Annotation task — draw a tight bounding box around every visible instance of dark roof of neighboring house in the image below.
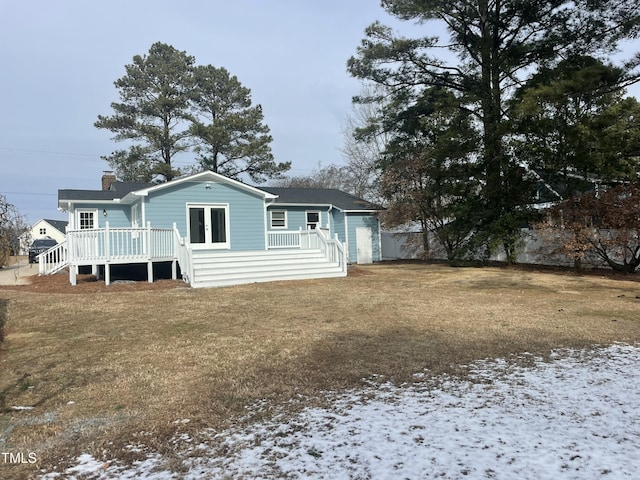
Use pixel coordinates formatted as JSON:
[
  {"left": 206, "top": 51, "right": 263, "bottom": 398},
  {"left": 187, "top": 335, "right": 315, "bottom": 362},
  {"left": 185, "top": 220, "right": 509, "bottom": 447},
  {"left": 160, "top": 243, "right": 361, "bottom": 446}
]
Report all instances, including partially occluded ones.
[
  {"left": 261, "top": 187, "right": 381, "bottom": 211},
  {"left": 43, "top": 219, "right": 68, "bottom": 232}
]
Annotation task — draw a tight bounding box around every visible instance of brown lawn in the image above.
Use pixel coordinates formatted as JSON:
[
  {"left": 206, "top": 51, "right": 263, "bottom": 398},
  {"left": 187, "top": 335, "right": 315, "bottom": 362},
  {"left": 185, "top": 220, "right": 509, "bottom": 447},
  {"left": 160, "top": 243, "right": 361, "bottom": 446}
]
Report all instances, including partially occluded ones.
[{"left": 0, "top": 262, "right": 639, "bottom": 478}]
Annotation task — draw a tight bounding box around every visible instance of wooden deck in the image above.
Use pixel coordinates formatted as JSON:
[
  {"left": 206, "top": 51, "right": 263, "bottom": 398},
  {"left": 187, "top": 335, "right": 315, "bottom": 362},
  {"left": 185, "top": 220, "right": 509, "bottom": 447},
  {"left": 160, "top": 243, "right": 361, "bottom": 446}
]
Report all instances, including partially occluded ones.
[{"left": 38, "top": 225, "right": 347, "bottom": 287}]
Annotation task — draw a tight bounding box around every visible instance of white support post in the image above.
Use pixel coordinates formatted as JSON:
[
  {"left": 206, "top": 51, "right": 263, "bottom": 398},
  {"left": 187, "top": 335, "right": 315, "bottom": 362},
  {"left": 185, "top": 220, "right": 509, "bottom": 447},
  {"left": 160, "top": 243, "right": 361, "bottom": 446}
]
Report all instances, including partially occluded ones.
[
  {"left": 105, "top": 264, "right": 111, "bottom": 286},
  {"left": 105, "top": 222, "right": 110, "bottom": 260},
  {"left": 146, "top": 221, "right": 152, "bottom": 257},
  {"left": 171, "top": 260, "right": 177, "bottom": 280},
  {"left": 70, "top": 265, "right": 77, "bottom": 286},
  {"left": 147, "top": 261, "right": 154, "bottom": 283}
]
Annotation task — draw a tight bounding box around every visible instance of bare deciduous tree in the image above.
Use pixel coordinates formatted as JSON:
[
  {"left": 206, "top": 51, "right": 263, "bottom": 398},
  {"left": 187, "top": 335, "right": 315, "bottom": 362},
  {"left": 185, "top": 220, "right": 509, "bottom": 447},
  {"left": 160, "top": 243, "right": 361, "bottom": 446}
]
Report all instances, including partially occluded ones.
[
  {"left": 0, "top": 195, "right": 29, "bottom": 267},
  {"left": 538, "top": 183, "right": 640, "bottom": 272},
  {"left": 340, "top": 84, "right": 388, "bottom": 203}
]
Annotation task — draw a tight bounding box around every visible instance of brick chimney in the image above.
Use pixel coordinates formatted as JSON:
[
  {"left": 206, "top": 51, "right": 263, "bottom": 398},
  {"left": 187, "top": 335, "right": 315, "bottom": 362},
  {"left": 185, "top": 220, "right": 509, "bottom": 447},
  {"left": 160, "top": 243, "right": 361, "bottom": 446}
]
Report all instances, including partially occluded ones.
[{"left": 101, "top": 171, "right": 116, "bottom": 191}]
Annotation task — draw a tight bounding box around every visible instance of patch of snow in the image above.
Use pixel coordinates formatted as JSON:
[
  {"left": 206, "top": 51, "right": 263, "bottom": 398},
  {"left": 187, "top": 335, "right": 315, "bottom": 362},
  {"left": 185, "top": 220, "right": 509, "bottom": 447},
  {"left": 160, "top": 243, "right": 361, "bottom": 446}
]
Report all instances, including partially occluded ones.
[
  {"left": 39, "top": 343, "right": 640, "bottom": 479},
  {"left": 11, "top": 406, "right": 34, "bottom": 410}
]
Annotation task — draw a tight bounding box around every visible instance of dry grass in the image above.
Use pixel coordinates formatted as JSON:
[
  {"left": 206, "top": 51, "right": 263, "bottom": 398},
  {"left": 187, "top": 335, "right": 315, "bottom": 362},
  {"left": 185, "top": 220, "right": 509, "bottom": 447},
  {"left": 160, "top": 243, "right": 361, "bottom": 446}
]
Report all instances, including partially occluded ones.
[{"left": 1, "top": 262, "right": 639, "bottom": 478}]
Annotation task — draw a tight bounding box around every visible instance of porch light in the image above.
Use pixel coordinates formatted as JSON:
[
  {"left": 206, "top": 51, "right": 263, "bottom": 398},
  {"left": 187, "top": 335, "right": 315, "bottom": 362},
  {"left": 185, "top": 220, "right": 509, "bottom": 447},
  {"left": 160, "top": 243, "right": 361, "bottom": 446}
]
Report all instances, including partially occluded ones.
[
  {"left": 103, "top": 209, "right": 107, "bottom": 217},
  {"left": 205, "top": 182, "right": 212, "bottom": 190}
]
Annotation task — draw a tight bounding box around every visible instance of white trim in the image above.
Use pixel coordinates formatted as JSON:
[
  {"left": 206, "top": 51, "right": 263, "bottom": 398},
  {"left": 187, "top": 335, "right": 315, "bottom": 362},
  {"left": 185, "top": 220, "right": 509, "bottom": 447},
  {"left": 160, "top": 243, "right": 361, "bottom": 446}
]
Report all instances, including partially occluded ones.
[
  {"left": 269, "top": 210, "right": 288, "bottom": 229},
  {"left": 131, "top": 204, "right": 139, "bottom": 228},
  {"left": 377, "top": 216, "right": 382, "bottom": 262},
  {"left": 127, "top": 171, "right": 278, "bottom": 201},
  {"left": 342, "top": 209, "right": 380, "bottom": 213},
  {"left": 344, "top": 214, "right": 350, "bottom": 262},
  {"left": 263, "top": 198, "right": 275, "bottom": 251},
  {"left": 76, "top": 209, "right": 99, "bottom": 229},
  {"left": 141, "top": 198, "right": 147, "bottom": 228},
  {"left": 186, "top": 203, "right": 230, "bottom": 250}
]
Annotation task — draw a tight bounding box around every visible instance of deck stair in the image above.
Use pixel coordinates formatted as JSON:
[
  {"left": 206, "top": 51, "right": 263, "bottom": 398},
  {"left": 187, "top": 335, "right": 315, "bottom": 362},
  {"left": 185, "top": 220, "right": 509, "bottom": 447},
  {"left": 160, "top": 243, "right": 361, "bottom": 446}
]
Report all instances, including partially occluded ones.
[
  {"left": 37, "top": 241, "right": 69, "bottom": 275},
  {"left": 189, "top": 248, "right": 345, "bottom": 288}
]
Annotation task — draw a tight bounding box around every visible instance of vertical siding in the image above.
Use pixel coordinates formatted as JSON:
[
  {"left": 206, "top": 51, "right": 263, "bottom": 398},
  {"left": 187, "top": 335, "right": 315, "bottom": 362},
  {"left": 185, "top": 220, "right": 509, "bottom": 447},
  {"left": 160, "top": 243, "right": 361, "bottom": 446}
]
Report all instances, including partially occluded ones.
[
  {"left": 144, "top": 180, "right": 266, "bottom": 250},
  {"left": 346, "top": 213, "right": 381, "bottom": 262}
]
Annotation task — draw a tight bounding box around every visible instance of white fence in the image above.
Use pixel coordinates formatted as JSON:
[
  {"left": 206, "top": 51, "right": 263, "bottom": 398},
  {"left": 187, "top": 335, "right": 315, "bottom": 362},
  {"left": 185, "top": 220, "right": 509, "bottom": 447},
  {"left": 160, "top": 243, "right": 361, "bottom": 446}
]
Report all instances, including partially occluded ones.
[{"left": 381, "top": 229, "right": 611, "bottom": 268}]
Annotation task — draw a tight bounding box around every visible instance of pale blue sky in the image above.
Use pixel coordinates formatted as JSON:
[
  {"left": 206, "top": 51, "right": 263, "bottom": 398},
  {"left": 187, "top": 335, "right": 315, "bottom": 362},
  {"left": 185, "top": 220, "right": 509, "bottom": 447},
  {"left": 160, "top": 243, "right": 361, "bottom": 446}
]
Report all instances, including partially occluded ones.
[{"left": 1, "top": 1, "right": 638, "bottom": 223}]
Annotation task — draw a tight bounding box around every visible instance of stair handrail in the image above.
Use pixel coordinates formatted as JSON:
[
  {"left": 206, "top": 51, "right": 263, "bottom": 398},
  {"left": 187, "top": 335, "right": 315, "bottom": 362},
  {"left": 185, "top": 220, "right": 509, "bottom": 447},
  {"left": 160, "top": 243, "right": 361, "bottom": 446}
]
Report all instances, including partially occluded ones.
[
  {"left": 173, "top": 224, "right": 193, "bottom": 284},
  {"left": 37, "top": 240, "right": 68, "bottom": 275},
  {"left": 315, "top": 228, "right": 347, "bottom": 272}
]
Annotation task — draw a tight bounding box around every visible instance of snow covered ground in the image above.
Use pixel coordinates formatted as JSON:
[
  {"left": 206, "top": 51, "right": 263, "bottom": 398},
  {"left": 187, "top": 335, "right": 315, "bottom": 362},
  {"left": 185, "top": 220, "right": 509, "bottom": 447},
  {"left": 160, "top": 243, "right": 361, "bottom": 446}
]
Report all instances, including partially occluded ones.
[{"left": 41, "top": 343, "right": 639, "bottom": 480}]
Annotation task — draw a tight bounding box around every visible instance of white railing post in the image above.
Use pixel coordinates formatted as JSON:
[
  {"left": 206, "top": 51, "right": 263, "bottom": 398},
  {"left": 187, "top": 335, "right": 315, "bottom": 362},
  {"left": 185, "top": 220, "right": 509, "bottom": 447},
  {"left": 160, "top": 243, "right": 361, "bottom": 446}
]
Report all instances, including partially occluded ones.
[
  {"left": 144, "top": 222, "right": 150, "bottom": 257},
  {"left": 104, "top": 222, "right": 110, "bottom": 261}
]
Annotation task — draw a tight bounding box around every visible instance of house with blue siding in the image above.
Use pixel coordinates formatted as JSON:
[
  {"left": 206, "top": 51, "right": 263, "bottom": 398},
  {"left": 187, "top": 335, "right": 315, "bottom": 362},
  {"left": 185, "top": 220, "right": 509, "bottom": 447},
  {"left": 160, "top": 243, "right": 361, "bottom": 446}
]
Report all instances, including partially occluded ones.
[{"left": 40, "top": 171, "right": 381, "bottom": 287}]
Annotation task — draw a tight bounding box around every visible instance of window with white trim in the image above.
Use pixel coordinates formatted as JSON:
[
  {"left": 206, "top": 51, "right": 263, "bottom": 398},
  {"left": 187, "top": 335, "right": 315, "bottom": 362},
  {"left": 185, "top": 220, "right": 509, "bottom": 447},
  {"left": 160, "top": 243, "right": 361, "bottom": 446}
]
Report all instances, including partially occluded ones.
[
  {"left": 270, "top": 210, "right": 287, "bottom": 229},
  {"left": 306, "top": 211, "right": 320, "bottom": 230},
  {"left": 187, "top": 204, "right": 230, "bottom": 249},
  {"left": 78, "top": 211, "right": 96, "bottom": 229}
]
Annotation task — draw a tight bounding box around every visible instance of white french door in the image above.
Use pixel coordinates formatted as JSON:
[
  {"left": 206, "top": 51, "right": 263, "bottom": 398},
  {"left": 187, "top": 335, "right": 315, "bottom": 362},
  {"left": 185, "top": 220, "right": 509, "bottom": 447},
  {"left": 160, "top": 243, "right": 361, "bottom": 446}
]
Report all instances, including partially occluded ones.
[{"left": 187, "top": 204, "right": 230, "bottom": 249}]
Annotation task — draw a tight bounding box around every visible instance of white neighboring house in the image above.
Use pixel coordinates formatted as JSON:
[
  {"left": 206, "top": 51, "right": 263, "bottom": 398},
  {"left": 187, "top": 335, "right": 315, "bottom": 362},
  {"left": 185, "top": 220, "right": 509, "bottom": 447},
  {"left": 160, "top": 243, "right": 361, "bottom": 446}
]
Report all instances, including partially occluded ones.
[{"left": 19, "top": 219, "right": 68, "bottom": 255}]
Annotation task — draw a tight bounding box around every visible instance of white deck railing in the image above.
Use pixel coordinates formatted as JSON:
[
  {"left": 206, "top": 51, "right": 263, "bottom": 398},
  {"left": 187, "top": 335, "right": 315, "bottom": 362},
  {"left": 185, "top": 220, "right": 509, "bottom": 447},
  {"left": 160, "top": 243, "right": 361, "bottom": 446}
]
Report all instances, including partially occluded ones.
[
  {"left": 66, "top": 222, "right": 175, "bottom": 264},
  {"left": 268, "top": 231, "right": 302, "bottom": 248},
  {"left": 316, "top": 228, "right": 347, "bottom": 272},
  {"left": 38, "top": 224, "right": 347, "bottom": 282},
  {"left": 268, "top": 229, "right": 347, "bottom": 273},
  {"left": 267, "top": 229, "right": 325, "bottom": 249}
]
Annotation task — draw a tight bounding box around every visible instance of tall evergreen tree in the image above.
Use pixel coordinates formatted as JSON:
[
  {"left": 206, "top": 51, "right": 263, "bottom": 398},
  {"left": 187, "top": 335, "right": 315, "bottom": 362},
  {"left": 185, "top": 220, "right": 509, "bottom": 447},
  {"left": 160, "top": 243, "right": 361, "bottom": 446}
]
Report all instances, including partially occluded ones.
[
  {"left": 380, "top": 87, "right": 480, "bottom": 261},
  {"left": 513, "top": 56, "right": 625, "bottom": 196},
  {"left": 348, "top": 0, "right": 640, "bottom": 257},
  {"left": 95, "top": 42, "right": 195, "bottom": 182},
  {"left": 96, "top": 43, "right": 287, "bottom": 183},
  {"left": 189, "top": 65, "right": 289, "bottom": 183}
]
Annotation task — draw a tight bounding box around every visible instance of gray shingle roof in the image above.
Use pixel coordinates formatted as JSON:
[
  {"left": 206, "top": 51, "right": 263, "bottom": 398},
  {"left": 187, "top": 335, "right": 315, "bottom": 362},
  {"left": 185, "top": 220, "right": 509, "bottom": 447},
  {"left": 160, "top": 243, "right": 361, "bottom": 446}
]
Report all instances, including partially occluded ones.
[
  {"left": 58, "top": 181, "right": 151, "bottom": 202},
  {"left": 58, "top": 180, "right": 380, "bottom": 211},
  {"left": 260, "top": 187, "right": 381, "bottom": 211},
  {"left": 110, "top": 181, "right": 154, "bottom": 193},
  {"left": 43, "top": 219, "right": 68, "bottom": 233},
  {"left": 58, "top": 189, "right": 121, "bottom": 201}
]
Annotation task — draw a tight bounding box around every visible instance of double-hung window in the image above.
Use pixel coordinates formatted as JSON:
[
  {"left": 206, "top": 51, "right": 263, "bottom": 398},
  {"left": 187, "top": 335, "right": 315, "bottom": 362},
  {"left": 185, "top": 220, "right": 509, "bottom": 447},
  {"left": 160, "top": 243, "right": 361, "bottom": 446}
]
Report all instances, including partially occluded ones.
[{"left": 270, "top": 210, "right": 287, "bottom": 229}]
